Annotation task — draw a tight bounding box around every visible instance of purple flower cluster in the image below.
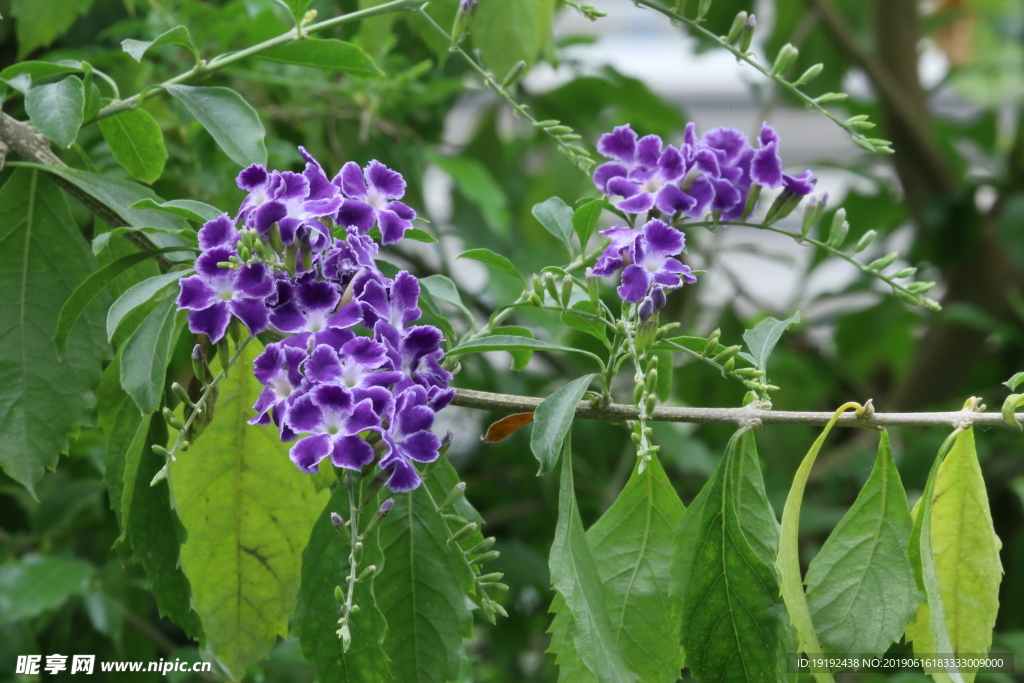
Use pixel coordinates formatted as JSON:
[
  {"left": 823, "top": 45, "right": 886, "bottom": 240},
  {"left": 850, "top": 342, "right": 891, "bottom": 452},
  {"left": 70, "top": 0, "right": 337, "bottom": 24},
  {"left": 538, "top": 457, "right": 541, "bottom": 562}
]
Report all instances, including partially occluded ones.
[
  {"left": 593, "top": 122, "right": 816, "bottom": 221},
  {"left": 177, "top": 149, "right": 451, "bottom": 493},
  {"left": 592, "top": 219, "right": 696, "bottom": 310}
]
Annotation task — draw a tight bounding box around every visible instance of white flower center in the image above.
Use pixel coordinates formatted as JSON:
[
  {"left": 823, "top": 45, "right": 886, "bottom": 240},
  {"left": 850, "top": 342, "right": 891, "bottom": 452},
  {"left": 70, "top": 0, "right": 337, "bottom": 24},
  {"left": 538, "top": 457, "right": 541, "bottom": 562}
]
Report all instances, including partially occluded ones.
[
  {"left": 643, "top": 177, "right": 663, "bottom": 194},
  {"left": 366, "top": 189, "right": 388, "bottom": 212},
  {"left": 272, "top": 377, "right": 293, "bottom": 401},
  {"left": 342, "top": 363, "right": 362, "bottom": 389},
  {"left": 305, "top": 311, "right": 327, "bottom": 333},
  {"left": 644, "top": 253, "right": 666, "bottom": 273}
]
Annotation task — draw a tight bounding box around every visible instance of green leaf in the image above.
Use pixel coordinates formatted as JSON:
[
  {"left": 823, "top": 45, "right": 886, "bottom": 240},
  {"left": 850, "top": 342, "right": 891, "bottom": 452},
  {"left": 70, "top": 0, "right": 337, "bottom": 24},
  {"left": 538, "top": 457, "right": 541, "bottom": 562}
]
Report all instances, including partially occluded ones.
[
  {"left": 653, "top": 350, "right": 672, "bottom": 402},
  {"left": 164, "top": 84, "right": 268, "bottom": 167},
  {"left": 472, "top": 0, "right": 551, "bottom": 77},
  {"left": 548, "top": 436, "right": 639, "bottom": 683},
  {"left": 0, "top": 169, "right": 109, "bottom": 495},
  {"left": 905, "top": 428, "right": 1002, "bottom": 683},
  {"left": 1003, "top": 371, "right": 1024, "bottom": 391},
  {"left": 259, "top": 39, "right": 383, "bottom": 78},
  {"left": 121, "top": 25, "right": 197, "bottom": 63},
  {"left": 585, "top": 454, "right": 686, "bottom": 682},
  {"left": 126, "top": 198, "right": 223, "bottom": 224},
  {"left": 573, "top": 198, "right": 605, "bottom": 250},
  {"left": 107, "top": 270, "right": 190, "bottom": 342},
  {"left": 778, "top": 405, "right": 861, "bottom": 683},
  {"left": 427, "top": 153, "right": 510, "bottom": 237},
  {"left": 375, "top": 473, "right": 475, "bottom": 682},
  {"left": 493, "top": 325, "right": 534, "bottom": 371},
  {"left": 104, "top": 391, "right": 151, "bottom": 543},
  {"left": 532, "top": 196, "right": 574, "bottom": 254},
  {"left": 530, "top": 374, "right": 597, "bottom": 475},
  {"left": 742, "top": 311, "right": 801, "bottom": 373},
  {"left": 10, "top": 0, "right": 95, "bottom": 59},
  {"left": 457, "top": 248, "right": 523, "bottom": 282},
  {"left": 170, "top": 340, "right": 329, "bottom": 678},
  {"left": 54, "top": 247, "right": 186, "bottom": 358},
  {"left": 805, "top": 430, "right": 920, "bottom": 656},
  {"left": 1002, "top": 393, "right": 1024, "bottom": 429},
  {"left": 447, "top": 335, "right": 602, "bottom": 367},
  {"left": 0, "top": 555, "right": 95, "bottom": 625},
  {"left": 0, "top": 60, "right": 83, "bottom": 82},
  {"left": 119, "top": 294, "right": 182, "bottom": 414},
  {"left": 25, "top": 76, "right": 85, "bottom": 148},
  {"left": 403, "top": 227, "right": 437, "bottom": 243},
  {"left": 11, "top": 163, "right": 192, "bottom": 240},
  {"left": 98, "top": 109, "right": 168, "bottom": 184},
  {"left": 294, "top": 485, "right": 391, "bottom": 682},
  {"left": 681, "top": 428, "right": 787, "bottom": 683},
  {"left": 561, "top": 300, "right": 610, "bottom": 349},
  {"left": 419, "top": 274, "right": 475, "bottom": 324},
  {"left": 280, "top": 0, "right": 313, "bottom": 25},
  {"left": 130, "top": 417, "right": 203, "bottom": 639}
]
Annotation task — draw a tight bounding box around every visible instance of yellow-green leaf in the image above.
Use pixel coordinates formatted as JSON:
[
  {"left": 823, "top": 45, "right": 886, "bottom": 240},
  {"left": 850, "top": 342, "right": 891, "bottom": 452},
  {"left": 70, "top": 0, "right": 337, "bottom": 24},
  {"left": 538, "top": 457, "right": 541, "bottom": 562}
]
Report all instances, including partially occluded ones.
[
  {"left": 777, "top": 404, "right": 863, "bottom": 683},
  {"left": 905, "top": 428, "right": 1003, "bottom": 683},
  {"left": 170, "top": 340, "right": 329, "bottom": 678}
]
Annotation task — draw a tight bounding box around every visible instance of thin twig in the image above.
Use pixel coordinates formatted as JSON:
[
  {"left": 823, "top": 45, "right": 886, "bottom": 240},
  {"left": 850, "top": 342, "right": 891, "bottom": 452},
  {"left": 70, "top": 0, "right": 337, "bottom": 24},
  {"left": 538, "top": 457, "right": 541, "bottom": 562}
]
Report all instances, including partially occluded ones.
[{"left": 450, "top": 387, "right": 1018, "bottom": 429}]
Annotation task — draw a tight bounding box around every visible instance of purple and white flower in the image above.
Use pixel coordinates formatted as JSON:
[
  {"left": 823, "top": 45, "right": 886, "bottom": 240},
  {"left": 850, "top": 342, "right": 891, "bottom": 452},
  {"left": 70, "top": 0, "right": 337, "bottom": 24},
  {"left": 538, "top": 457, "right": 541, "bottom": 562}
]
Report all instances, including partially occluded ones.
[
  {"left": 286, "top": 384, "right": 381, "bottom": 474},
  {"left": 334, "top": 161, "right": 416, "bottom": 244},
  {"left": 379, "top": 385, "right": 443, "bottom": 492},
  {"left": 249, "top": 342, "right": 308, "bottom": 440},
  {"left": 176, "top": 247, "right": 273, "bottom": 342}
]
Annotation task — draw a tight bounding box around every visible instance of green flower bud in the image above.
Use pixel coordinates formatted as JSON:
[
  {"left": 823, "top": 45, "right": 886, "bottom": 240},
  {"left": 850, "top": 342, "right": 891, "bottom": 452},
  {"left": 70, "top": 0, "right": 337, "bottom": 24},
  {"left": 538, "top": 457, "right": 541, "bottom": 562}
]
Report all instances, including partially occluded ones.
[
  {"left": 501, "top": 60, "right": 527, "bottom": 89},
  {"left": 851, "top": 229, "right": 876, "bottom": 254},
  {"left": 738, "top": 14, "right": 756, "bottom": 53},
  {"left": 771, "top": 43, "right": 799, "bottom": 75},
  {"left": 893, "top": 267, "right": 917, "bottom": 279},
  {"left": 466, "top": 536, "right": 496, "bottom": 555},
  {"left": 543, "top": 272, "right": 560, "bottom": 303},
  {"left": 450, "top": 0, "right": 480, "bottom": 49},
  {"left": 163, "top": 406, "right": 185, "bottom": 431},
  {"left": 794, "top": 63, "right": 824, "bottom": 86},
  {"left": 561, "top": 275, "right": 574, "bottom": 308},
  {"left": 867, "top": 251, "right": 899, "bottom": 272},
  {"left": 741, "top": 182, "right": 762, "bottom": 220},
  {"left": 449, "top": 522, "right": 479, "bottom": 544},
  {"left": 471, "top": 550, "right": 500, "bottom": 565},
  {"left": 334, "top": 586, "right": 345, "bottom": 604},
  {"left": 331, "top": 512, "right": 351, "bottom": 544},
  {"left": 440, "top": 482, "right": 467, "bottom": 511},
  {"left": 726, "top": 11, "right": 748, "bottom": 42},
  {"left": 697, "top": 0, "right": 713, "bottom": 21}
]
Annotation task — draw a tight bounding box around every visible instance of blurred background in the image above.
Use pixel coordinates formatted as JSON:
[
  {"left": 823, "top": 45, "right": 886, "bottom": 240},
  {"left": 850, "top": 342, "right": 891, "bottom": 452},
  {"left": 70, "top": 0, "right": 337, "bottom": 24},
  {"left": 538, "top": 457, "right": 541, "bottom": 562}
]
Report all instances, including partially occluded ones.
[{"left": 1, "top": 0, "right": 1023, "bottom": 680}]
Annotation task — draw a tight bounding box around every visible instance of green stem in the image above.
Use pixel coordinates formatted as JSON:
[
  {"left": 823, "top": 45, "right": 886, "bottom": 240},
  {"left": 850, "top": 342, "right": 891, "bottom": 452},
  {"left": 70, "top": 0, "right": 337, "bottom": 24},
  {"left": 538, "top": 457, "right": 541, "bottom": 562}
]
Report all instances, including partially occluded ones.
[
  {"left": 94, "top": 0, "right": 423, "bottom": 122},
  {"left": 633, "top": 0, "right": 891, "bottom": 154},
  {"left": 419, "top": 472, "right": 504, "bottom": 622},
  {"left": 685, "top": 218, "right": 939, "bottom": 310},
  {"left": 415, "top": 8, "right": 595, "bottom": 174},
  {"left": 150, "top": 334, "right": 253, "bottom": 486},
  {"left": 337, "top": 475, "right": 362, "bottom": 648}
]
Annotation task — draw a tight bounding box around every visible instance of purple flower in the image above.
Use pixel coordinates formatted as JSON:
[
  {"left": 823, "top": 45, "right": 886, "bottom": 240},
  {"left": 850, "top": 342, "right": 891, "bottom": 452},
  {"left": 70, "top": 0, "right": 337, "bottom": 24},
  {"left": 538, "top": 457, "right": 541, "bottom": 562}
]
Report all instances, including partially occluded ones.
[
  {"left": 593, "top": 127, "right": 692, "bottom": 215},
  {"left": 750, "top": 123, "right": 815, "bottom": 196},
  {"left": 286, "top": 384, "right": 381, "bottom": 474},
  {"left": 237, "top": 156, "right": 340, "bottom": 251},
  {"left": 177, "top": 248, "right": 273, "bottom": 342},
  {"left": 269, "top": 275, "right": 361, "bottom": 337},
  {"left": 304, "top": 337, "right": 404, "bottom": 414},
  {"left": 379, "top": 385, "right": 443, "bottom": 492},
  {"left": 321, "top": 232, "right": 380, "bottom": 286},
  {"left": 357, "top": 270, "right": 422, "bottom": 331},
  {"left": 249, "top": 342, "right": 308, "bottom": 440},
  {"left": 592, "top": 226, "right": 641, "bottom": 277},
  {"left": 375, "top": 322, "right": 453, "bottom": 393},
  {"left": 615, "top": 220, "right": 696, "bottom": 304},
  {"left": 334, "top": 161, "right": 416, "bottom": 245}
]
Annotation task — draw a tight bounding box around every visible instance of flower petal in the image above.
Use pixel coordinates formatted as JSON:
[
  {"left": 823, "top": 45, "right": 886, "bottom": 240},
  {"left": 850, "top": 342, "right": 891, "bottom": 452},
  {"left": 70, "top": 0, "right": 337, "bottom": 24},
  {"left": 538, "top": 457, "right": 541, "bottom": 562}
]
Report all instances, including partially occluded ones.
[
  {"left": 306, "top": 344, "right": 343, "bottom": 383},
  {"left": 642, "top": 219, "right": 685, "bottom": 256},
  {"left": 330, "top": 434, "right": 375, "bottom": 470},
  {"left": 617, "top": 264, "right": 651, "bottom": 303},
  {"left": 177, "top": 275, "right": 217, "bottom": 311},
  {"left": 636, "top": 135, "right": 663, "bottom": 168},
  {"left": 365, "top": 160, "right": 406, "bottom": 199},
  {"left": 229, "top": 298, "right": 270, "bottom": 335},
  {"left": 290, "top": 434, "right": 332, "bottom": 474},
  {"left": 401, "top": 431, "right": 441, "bottom": 463},
  {"left": 336, "top": 199, "right": 376, "bottom": 233},
  {"left": 198, "top": 214, "right": 239, "bottom": 251},
  {"left": 378, "top": 208, "right": 411, "bottom": 245},
  {"left": 596, "top": 124, "right": 637, "bottom": 163},
  {"left": 616, "top": 191, "right": 656, "bottom": 214},
  {"left": 237, "top": 164, "right": 268, "bottom": 191},
  {"left": 383, "top": 457, "right": 421, "bottom": 493},
  {"left": 187, "top": 303, "right": 231, "bottom": 342}
]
